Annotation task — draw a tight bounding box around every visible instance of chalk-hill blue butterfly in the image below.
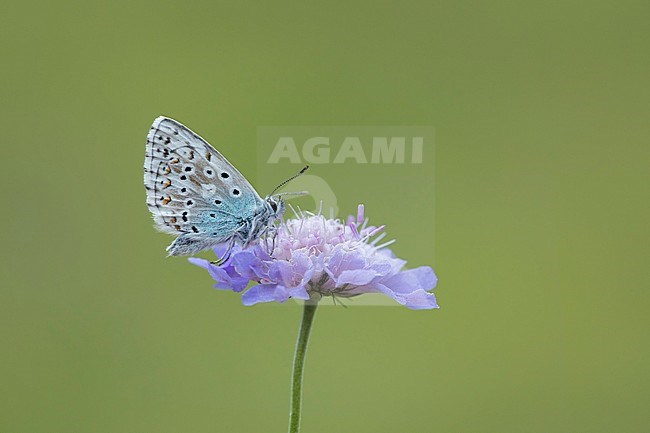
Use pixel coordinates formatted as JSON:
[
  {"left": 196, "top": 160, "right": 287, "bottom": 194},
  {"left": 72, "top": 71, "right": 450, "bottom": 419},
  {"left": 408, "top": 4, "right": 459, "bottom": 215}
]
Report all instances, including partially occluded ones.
[{"left": 144, "top": 116, "right": 307, "bottom": 262}]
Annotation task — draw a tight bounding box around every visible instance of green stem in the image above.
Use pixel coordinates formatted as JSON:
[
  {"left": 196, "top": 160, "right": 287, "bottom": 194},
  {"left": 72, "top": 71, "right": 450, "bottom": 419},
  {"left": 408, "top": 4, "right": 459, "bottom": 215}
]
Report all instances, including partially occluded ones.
[{"left": 288, "top": 301, "right": 318, "bottom": 433}]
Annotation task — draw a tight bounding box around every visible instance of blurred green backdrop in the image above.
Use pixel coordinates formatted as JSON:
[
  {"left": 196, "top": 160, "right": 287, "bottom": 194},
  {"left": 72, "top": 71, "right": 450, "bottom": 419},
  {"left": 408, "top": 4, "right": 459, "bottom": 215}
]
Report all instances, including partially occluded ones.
[{"left": 1, "top": 1, "right": 648, "bottom": 432}]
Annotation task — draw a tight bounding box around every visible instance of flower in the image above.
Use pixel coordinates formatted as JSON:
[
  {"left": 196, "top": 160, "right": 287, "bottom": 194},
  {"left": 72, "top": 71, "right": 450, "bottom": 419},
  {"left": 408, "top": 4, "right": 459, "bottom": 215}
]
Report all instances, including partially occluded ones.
[{"left": 189, "top": 205, "right": 439, "bottom": 310}]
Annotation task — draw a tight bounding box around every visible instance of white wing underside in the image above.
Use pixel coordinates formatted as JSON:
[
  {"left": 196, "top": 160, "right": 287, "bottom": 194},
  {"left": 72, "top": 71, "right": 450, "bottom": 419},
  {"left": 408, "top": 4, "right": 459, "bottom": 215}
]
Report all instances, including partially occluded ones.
[{"left": 144, "top": 116, "right": 262, "bottom": 249}]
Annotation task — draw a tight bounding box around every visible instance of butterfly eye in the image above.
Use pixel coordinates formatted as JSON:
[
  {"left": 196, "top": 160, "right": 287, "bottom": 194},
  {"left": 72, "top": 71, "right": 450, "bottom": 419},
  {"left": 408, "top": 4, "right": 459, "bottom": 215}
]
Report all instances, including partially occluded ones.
[{"left": 270, "top": 201, "right": 278, "bottom": 212}]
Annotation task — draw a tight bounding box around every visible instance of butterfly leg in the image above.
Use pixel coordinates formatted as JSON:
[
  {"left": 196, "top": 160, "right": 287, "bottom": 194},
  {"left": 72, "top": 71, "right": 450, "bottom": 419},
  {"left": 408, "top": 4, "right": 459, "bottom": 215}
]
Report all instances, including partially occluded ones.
[
  {"left": 264, "top": 226, "right": 277, "bottom": 256},
  {"left": 242, "top": 218, "right": 258, "bottom": 250},
  {"left": 210, "top": 236, "right": 236, "bottom": 266},
  {"left": 270, "top": 228, "right": 278, "bottom": 255},
  {"left": 258, "top": 225, "right": 271, "bottom": 256}
]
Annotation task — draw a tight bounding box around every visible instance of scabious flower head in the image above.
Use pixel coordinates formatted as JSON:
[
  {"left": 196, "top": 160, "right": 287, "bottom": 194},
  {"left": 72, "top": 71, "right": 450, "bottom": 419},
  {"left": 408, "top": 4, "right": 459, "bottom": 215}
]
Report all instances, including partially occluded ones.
[{"left": 189, "top": 205, "right": 438, "bottom": 310}]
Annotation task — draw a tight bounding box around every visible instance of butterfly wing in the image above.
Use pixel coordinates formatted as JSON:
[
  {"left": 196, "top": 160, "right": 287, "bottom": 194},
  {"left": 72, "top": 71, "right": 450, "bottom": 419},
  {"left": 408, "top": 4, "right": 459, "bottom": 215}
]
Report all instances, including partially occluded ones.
[{"left": 144, "top": 116, "right": 263, "bottom": 255}]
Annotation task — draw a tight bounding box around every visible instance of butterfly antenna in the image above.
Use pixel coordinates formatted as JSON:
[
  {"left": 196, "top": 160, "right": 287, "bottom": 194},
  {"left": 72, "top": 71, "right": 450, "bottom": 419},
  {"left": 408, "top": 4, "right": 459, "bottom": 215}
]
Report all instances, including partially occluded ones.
[{"left": 268, "top": 165, "right": 309, "bottom": 197}]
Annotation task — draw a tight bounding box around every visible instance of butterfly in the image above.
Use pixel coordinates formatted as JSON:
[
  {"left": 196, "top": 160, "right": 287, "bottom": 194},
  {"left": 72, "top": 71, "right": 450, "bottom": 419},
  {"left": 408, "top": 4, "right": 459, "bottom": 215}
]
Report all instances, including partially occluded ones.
[{"left": 144, "top": 116, "right": 307, "bottom": 262}]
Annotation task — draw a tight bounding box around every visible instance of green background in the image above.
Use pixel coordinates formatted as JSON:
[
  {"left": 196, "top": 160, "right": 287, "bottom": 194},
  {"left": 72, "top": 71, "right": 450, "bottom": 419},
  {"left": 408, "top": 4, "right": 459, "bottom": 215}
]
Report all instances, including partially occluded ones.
[{"left": 2, "top": 1, "right": 648, "bottom": 432}]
